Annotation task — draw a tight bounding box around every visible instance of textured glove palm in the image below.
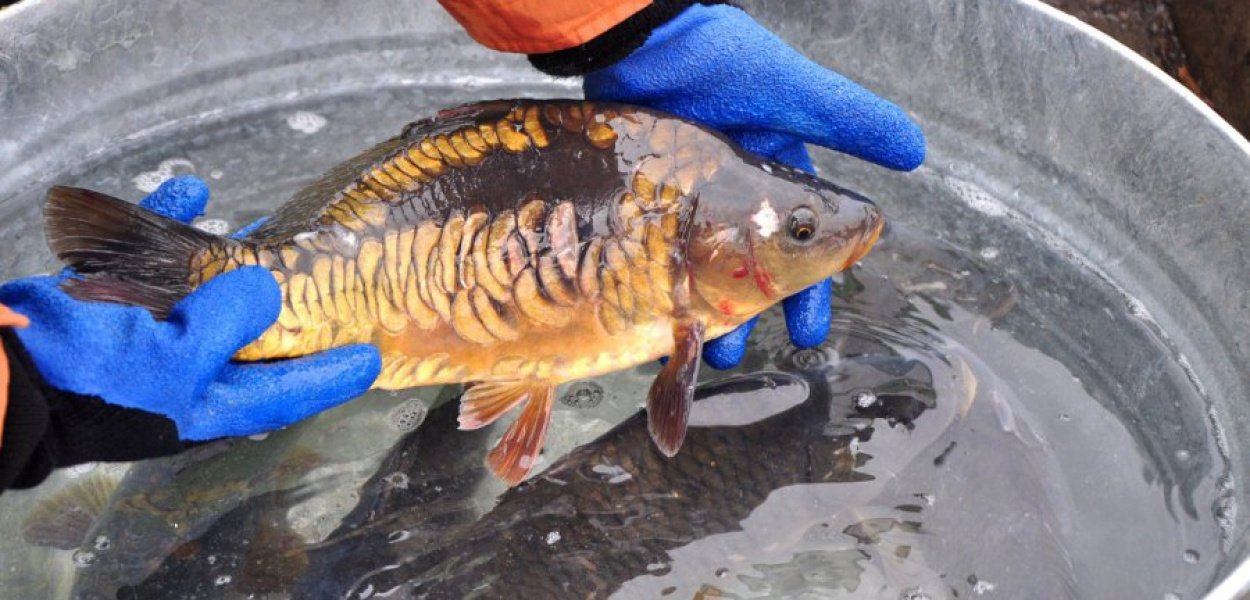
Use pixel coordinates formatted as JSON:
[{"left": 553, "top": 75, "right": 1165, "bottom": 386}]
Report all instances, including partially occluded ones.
[
  {"left": 0, "top": 178, "right": 381, "bottom": 441},
  {"left": 584, "top": 3, "right": 926, "bottom": 368}
]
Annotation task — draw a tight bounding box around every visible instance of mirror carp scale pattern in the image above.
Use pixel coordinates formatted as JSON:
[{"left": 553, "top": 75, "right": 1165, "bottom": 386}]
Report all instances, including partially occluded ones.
[{"left": 44, "top": 100, "right": 884, "bottom": 484}]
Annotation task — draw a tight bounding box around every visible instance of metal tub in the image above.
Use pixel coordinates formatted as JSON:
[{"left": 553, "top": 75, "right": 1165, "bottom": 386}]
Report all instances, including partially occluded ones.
[{"left": 0, "top": 0, "right": 1246, "bottom": 597}]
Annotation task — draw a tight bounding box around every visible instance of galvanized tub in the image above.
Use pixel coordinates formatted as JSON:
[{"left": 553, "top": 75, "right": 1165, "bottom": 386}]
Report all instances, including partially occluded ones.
[{"left": 0, "top": 0, "right": 1246, "bottom": 597}]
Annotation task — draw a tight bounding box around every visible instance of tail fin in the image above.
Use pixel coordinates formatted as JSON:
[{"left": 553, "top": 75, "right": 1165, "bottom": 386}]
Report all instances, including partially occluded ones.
[{"left": 45, "top": 186, "right": 239, "bottom": 318}]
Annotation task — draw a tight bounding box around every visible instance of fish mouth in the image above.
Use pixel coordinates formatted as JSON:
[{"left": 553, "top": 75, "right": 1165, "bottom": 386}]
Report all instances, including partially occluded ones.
[{"left": 846, "top": 209, "right": 885, "bottom": 267}]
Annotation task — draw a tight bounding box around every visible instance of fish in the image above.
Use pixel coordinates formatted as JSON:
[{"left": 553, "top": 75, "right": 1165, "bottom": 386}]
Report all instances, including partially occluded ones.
[
  {"left": 305, "top": 351, "right": 940, "bottom": 600},
  {"left": 44, "top": 99, "right": 885, "bottom": 484},
  {"left": 59, "top": 434, "right": 328, "bottom": 599},
  {"left": 21, "top": 473, "right": 119, "bottom": 550},
  {"left": 118, "top": 342, "right": 942, "bottom": 599}
]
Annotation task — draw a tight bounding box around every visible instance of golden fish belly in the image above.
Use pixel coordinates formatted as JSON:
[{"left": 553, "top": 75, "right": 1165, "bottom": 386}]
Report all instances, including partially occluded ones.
[{"left": 374, "top": 306, "right": 679, "bottom": 388}]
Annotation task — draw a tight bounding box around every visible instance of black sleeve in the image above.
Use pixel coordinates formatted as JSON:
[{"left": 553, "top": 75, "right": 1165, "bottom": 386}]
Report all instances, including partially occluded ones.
[
  {"left": 0, "top": 328, "right": 190, "bottom": 493},
  {"left": 527, "top": 0, "right": 730, "bottom": 77}
]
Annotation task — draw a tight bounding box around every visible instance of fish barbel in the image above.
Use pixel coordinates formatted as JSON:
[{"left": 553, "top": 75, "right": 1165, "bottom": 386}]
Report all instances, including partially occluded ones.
[{"left": 45, "top": 99, "right": 884, "bottom": 484}]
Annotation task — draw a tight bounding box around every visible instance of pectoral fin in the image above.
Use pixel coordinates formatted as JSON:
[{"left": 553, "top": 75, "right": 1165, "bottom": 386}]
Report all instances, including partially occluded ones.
[
  {"left": 647, "top": 320, "right": 706, "bottom": 457},
  {"left": 459, "top": 380, "right": 534, "bottom": 430},
  {"left": 482, "top": 380, "right": 556, "bottom": 486}
]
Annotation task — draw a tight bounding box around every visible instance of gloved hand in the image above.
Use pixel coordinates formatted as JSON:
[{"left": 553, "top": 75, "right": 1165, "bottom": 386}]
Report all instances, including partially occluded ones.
[
  {"left": 583, "top": 3, "right": 925, "bottom": 368},
  {"left": 0, "top": 176, "right": 381, "bottom": 441}
]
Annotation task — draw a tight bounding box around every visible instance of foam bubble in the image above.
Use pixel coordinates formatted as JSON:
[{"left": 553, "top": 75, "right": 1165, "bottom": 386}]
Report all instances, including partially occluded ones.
[
  {"left": 286, "top": 111, "right": 328, "bottom": 134},
  {"left": 132, "top": 158, "right": 195, "bottom": 193},
  {"left": 946, "top": 177, "right": 1009, "bottom": 218},
  {"left": 194, "top": 218, "right": 231, "bottom": 235}
]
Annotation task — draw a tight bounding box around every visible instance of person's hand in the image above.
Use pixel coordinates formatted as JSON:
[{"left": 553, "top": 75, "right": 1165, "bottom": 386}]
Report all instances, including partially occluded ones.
[
  {"left": 583, "top": 3, "right": 925, "bottom": 368},
  {"left": 0, "top": 177, "right": 381, "bottom": 440}
]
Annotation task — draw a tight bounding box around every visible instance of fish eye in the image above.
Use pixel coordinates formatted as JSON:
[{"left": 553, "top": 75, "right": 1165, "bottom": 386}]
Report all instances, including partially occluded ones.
[{"left": 787, "top": 207, "right": 819, "bottom": 243}]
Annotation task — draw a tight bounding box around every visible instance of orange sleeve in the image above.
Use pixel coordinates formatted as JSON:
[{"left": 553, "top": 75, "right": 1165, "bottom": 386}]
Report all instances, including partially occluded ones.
[
  {"left": 437, "top": 0, "right": 653, "bottom": 54},
  {"left": 0, "top": 304, "right": 31, "bottom": 451}
]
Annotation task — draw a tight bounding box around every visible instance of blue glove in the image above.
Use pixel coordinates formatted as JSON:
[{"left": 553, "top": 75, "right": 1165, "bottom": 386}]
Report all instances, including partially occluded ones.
[
  {"left": 0, "top": 177, "right": 381, "bottom": 440},
  {"left": 584, "top": 3, "right": 925, "bottom": 368}
]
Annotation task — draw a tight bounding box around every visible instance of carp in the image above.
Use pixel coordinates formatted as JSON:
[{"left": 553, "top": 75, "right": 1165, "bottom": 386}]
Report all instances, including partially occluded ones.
[{"left": 45, "top": 99, "right": 884, "bottom": 484}]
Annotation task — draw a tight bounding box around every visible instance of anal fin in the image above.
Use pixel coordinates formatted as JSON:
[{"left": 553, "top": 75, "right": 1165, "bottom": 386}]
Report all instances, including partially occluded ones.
[
  {"left": 482, "top": 381, "right": 556, "bottom": 486},
  {"left": 647, "top": 320, "right": 706, "bottom": 457},
  {"left": 459, "top": 380, "right": 534, "bottom": 430}
]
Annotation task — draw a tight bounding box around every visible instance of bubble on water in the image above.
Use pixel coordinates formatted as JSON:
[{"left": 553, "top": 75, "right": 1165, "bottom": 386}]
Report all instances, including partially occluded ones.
[
  {"left": 133, "top": 158, "right": 196, "bottom": 192},
  {"left": 1174, "top": 449, "right": 1191, "bottom": 462},
  {"left": 215, "top": 574, "right": 233, "bottom": 586},
  {"left": 286, "top": 111, "right": 328, "bottom": 134},
  {"left": 209, "top": 169, "right": 224, "bottom": 180},
  {"left": 207, "top": 555, "right": 218, "bottom": 565},
  {"left": 390, "top": 399, "right": 428, "bottom": 432},
  {"left": 1058, "top": 412, "right": 1072, "bottom": 422},
  {"left": 946, "top": 177, "right": 1008, "bottom": 218},
  {"left": 902, "top": 588, "right": 932, "bottom": 600},
  {"left": 382, "top": 472, "right": 410, "bottom": 490},
  {"left": 854, "top": 391, "right": 878, "bottom": 408},
  {"left": 1182, "top": 549, "right": 1199, "bottom": 564},
  {"left": 545, "top": 531, "right": 561, "bottom": 545},
  {"left": 561, "top": 382, "right": 604, "bottom": 409},
  {"left": 979, "top": 247, "right": 1000, "bottom": 260},
  {"left": 967, "top": 574, "right": 996, "bottom": 595},
  {"left": 193, "top": 218, "right": 231, "bottom": 235},
  {"left": 92, "top": 535, "right": 111, "bottom": 552},
  {"left": 72, "top": 549, "right": 96, "bottom": 568},
  {"left": 1215, "top": 494, "right": 1237, "bottom": 540}
]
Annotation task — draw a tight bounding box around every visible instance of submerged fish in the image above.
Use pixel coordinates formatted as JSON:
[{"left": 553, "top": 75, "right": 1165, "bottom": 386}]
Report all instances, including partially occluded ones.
[
  {"left": 120, "top": 347, "right": 941, "bottom": 599},
  {"left": 300, "top": 345, "right": 940, "bottom": 600},
  {"left": 46, "top": 99, "right": 884, "bottom": 484}
]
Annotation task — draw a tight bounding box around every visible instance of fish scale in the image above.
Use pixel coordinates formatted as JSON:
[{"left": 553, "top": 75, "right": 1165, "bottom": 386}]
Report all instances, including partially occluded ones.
[
  {"left": 46, "top": 99, "right": 883, "bottom": 485},
  {"left": 231, "top": 105, "right": 693, "bottom": 381}
]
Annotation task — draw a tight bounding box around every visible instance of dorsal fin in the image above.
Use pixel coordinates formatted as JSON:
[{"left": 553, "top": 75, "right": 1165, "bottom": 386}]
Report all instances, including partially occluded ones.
[{"left": 400, "top": 100, "right": 517, "bottom": 140}]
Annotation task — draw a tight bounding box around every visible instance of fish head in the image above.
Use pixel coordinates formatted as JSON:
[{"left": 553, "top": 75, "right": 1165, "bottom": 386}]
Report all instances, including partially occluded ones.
[{"left": 688, "top": 158, "right": 884, "bottom": 318}]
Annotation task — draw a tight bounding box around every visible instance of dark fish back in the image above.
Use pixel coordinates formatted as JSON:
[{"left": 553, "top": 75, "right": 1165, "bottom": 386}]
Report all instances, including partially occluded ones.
[{"left": 246, "top": 101, "right": 633, "bottom": 246}]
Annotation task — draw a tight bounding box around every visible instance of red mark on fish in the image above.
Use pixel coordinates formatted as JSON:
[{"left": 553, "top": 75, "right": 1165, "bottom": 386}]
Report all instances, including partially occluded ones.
[{"left": 746, "top": 238, "right": 777, "bottom": 299}]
